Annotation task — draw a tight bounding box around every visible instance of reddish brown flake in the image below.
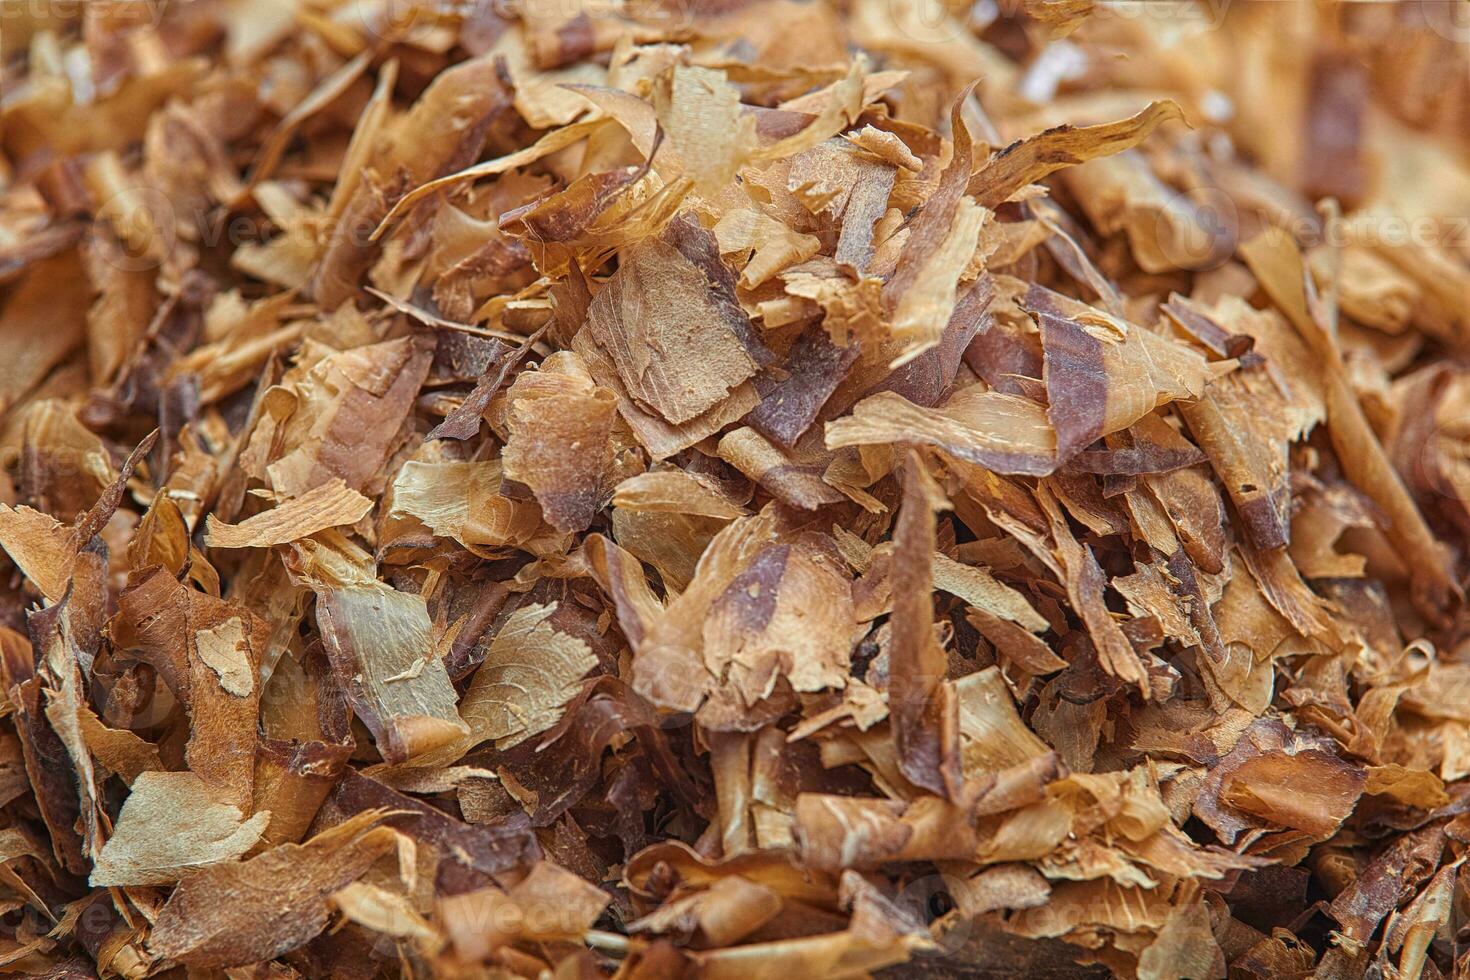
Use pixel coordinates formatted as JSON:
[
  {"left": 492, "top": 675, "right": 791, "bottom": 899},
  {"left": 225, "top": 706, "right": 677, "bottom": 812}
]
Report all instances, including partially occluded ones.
[{"left": 1, "top": 4, "right": 1468, "bottom": 978}]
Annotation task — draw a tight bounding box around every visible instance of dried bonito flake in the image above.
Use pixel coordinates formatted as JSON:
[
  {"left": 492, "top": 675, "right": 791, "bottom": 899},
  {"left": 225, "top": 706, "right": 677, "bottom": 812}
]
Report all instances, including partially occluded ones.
[
  {"left": 89, "top": 770, "right": 270, "bottom": 887},
  {"left": 147, "top": 810, "right": 402, "bottom": 968},
  {"left": 578, "top": 218, "right": 760, "bottom": 430},
  {"left": 501, "top": 352, "right": 618, "bottom": 534},
  {"left": 447, "top": 601, "right": 597, "bottom": 755},
  {"left": 314, "top": 579, "right": 469, "bottom": 765},
  {"left": 2, "top": 2, "right": 1470, "bottom": 978},
  {"left": 203, "top": 478, "right": 372, "bottom": 548}
]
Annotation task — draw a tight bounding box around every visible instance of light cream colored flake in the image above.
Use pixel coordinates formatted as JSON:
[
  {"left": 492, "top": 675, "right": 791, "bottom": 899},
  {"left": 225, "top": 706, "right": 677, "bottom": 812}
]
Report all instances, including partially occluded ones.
[
  {"left": 90, "top": 771, "right": 270, "bottom": 887},
  {"left": 204, "top": 478, "right": 372, "bottom": 549},
  {"left": 195, "top": 616, "right": 255, "bottom": 697}
]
